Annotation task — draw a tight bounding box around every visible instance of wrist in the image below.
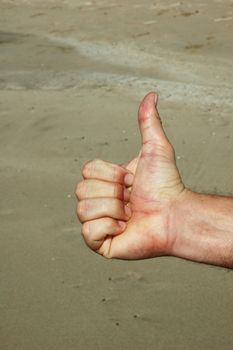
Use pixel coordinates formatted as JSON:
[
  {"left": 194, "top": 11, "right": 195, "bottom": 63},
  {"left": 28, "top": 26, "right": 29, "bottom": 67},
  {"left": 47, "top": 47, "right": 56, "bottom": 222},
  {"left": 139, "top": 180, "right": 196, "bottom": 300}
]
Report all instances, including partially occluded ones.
[
  {"left": 166, "top": 189, "right": 198, "bottom": 259},
  {"left": 168, "top": 190, "right": 233, "bottom": 267}
]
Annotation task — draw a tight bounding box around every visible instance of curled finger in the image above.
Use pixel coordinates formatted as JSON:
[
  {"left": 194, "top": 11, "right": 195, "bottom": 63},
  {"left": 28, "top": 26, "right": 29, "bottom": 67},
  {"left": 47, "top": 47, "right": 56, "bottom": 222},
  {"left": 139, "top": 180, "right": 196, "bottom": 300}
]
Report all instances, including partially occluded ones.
[
  {"left": 82, "top": 159, "right": 130, "bottom": 184},
  {"left": 77, "top": 197, "right": 131, "bottom": 223},
  {"left": 76, "top": 179, "right": 130, "bottom": 201},
  {"left": 82, "top": 218, "right": 126, "bottom": 251}
]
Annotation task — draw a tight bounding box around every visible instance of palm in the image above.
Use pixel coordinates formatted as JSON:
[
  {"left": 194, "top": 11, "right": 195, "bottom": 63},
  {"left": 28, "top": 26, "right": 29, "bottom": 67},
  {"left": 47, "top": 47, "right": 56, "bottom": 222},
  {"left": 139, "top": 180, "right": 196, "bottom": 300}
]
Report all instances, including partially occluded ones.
[{"left": 125, "top": 148, "right": 181, "bottom": 214}]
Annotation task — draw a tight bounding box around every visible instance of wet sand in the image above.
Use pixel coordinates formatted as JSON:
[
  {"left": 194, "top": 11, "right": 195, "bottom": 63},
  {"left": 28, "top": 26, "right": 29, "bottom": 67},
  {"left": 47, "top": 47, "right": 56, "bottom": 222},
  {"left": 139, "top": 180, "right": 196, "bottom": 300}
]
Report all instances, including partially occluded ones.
[{"left": 0, "top": 1, "right": 233, "bottom": 349}]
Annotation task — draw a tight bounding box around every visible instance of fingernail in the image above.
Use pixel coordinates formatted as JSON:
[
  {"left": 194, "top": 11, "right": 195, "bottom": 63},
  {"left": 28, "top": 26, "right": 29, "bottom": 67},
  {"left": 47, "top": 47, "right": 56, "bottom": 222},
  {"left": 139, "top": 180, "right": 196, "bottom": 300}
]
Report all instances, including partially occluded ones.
[
  {"left": 154, "top": 93, "right": 158, "bottom": 106},
  {"left": 124, "top": 205, "right": 132, "bottom": 218},
  {"left": 124, "top": 173, "right": 134, "bottom": 186},
  {"left": 118, "top": 221, "right": 126, "bottom": 231}
]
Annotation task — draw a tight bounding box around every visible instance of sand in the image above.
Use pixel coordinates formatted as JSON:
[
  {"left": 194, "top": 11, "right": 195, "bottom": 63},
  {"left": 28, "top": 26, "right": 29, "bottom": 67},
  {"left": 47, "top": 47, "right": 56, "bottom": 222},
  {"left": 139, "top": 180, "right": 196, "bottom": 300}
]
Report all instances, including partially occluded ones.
[{"left": 0, "top": 1, "right": 233, "bottom": 349}]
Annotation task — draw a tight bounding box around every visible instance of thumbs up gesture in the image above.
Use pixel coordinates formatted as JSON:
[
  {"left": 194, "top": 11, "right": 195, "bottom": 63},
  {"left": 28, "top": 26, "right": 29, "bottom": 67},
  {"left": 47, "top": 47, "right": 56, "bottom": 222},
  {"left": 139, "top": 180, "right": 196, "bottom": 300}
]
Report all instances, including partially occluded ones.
[{"left": 76, "top": 92, "right": 188, "bottom": 259}]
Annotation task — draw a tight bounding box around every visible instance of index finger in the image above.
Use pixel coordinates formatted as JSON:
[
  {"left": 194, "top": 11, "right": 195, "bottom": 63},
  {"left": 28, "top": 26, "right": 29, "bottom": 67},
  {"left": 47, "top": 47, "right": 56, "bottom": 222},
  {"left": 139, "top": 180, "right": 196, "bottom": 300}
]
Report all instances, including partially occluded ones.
[{"left": 82, "top": 159, "right": 130, "bottom": 185}]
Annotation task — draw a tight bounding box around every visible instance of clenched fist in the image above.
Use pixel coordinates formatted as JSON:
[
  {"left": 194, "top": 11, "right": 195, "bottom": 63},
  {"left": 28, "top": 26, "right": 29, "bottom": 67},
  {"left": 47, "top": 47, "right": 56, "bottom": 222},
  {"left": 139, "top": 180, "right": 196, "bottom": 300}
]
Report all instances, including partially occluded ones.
[{"left": 76, "top": 92, "right": 187, "bottom": 259}]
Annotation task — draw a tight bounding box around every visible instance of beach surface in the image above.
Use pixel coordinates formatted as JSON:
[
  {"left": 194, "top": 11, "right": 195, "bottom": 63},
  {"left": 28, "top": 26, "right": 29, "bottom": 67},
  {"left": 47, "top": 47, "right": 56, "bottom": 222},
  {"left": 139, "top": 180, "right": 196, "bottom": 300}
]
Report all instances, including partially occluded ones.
[{"left": 0, "top": 1, "right": 233, "bottom": 349}]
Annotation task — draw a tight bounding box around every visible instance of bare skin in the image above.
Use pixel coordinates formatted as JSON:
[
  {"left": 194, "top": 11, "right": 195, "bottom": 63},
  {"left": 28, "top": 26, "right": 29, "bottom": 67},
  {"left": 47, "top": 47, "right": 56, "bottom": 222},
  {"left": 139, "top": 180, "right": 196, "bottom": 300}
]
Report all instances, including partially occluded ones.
[{"left": 76, "top": 92, "right": 233, "bottom": 268}]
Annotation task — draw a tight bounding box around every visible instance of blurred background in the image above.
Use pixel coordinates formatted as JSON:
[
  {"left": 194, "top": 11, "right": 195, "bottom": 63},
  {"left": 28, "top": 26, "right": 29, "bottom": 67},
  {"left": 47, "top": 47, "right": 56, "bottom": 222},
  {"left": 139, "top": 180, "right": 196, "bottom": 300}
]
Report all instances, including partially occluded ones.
[{"left": 0, "top": 1, "right": 233, "bottom": 349}]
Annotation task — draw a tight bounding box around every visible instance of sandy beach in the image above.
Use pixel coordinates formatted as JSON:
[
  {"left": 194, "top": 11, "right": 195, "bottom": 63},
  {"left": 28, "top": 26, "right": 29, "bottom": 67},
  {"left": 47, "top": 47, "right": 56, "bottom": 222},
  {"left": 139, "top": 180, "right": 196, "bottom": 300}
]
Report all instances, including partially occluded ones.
[{"left": 0, "top": 1, "right": 233, "bottom": 349}]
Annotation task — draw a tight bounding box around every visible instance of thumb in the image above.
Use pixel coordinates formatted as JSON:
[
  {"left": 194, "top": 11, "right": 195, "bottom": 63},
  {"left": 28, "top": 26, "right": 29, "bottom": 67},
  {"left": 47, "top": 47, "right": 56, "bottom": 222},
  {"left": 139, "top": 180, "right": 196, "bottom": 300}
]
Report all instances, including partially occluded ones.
[{"left": 138, "top": 91, "right": 168, "bottom": 146}]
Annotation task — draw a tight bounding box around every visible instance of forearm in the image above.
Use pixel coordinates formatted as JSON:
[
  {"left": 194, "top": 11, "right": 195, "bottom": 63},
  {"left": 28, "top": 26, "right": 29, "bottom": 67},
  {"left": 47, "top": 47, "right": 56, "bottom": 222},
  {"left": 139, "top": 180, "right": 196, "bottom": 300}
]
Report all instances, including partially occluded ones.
[{"left": 172, "top": 191, "right": 233, "bottom": 268}]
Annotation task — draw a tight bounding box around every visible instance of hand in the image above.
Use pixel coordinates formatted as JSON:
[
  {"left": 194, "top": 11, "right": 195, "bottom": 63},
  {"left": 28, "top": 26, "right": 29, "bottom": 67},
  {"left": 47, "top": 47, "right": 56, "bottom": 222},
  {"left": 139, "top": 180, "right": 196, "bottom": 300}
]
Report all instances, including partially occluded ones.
[{"left": 76, "top": 92, "right": 188, "bottom": 259}]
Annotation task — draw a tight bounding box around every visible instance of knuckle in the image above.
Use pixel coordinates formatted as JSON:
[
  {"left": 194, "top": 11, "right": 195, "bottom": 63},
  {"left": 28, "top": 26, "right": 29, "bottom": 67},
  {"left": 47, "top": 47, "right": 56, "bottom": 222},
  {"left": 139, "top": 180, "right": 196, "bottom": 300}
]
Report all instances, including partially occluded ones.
[
  {"left": 82, "top": 158, "right": 103, "bottom": 178},
  {"left": 82, "top": 223, "right": 97, "bottom": 250},
  {"left": 93, "top": 158, "right": 101, "bottom": 163},
  {"left": 82, "top": 160, "right": 92, "bottom": 177},
  {"left": 82, "top": 222, "right": 89, "bottom": 238},
  {"left": 75, "top": 180, "right": 86, "bottom": 199},
  {"left": 76, "top": 201, "right": 85, "bottom": 220},
  {"left": 92, "top": 158, "right": 103, "bottom": 169}
]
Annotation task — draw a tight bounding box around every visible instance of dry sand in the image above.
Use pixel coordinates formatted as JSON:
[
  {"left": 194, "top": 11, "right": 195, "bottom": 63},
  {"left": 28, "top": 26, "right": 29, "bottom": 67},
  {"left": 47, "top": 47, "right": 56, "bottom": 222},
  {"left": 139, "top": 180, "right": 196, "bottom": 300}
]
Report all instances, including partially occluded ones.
[{"left": 0, "top": 1, "right": 233, "bottom": 349}]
